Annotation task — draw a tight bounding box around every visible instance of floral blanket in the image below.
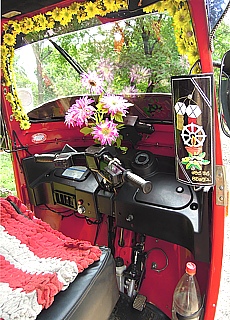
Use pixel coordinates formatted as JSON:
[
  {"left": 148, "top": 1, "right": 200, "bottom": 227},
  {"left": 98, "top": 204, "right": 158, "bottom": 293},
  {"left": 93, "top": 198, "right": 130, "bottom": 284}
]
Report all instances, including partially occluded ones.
[{"left": 0, "top": 196, "right": 102, "bottom": 320}]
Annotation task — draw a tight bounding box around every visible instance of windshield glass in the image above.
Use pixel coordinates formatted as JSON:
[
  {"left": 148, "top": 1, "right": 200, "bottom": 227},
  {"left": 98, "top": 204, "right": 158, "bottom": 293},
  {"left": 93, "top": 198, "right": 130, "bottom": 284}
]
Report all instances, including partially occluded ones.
[
  {"left": 14, "top": 12, "right": 191, "bottom": 120},
  {"left": 207, "top": 0, "right": 230, "bottom": 31}
]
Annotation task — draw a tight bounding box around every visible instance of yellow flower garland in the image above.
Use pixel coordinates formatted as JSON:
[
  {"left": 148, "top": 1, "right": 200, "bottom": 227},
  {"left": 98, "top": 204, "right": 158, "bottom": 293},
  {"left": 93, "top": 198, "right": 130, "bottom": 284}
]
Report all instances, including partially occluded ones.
[{"left": 1, "top": 0, "right": 199, "bottom": 130}]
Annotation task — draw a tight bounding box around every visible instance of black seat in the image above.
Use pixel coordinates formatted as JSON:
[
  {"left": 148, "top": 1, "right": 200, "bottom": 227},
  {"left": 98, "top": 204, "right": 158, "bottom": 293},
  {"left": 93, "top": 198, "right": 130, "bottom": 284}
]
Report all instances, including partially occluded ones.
[{"left": 37, "top": 247, "right": 119, "bottom": 320}]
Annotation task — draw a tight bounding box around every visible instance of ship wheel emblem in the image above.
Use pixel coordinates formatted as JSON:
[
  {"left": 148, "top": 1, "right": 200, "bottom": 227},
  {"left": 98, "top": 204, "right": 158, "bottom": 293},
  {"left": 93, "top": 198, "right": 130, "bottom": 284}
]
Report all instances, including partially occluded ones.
[{"left": 181, "top": 123, "right": 206, "bottom": 147}]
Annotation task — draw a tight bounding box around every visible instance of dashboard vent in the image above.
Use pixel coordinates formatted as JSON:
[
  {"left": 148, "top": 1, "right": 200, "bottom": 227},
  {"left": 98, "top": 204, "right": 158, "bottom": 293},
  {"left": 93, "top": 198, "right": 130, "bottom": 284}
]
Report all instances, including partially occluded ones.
[{"left": 54, "top": 191, "right": 77, "bottom": 210}]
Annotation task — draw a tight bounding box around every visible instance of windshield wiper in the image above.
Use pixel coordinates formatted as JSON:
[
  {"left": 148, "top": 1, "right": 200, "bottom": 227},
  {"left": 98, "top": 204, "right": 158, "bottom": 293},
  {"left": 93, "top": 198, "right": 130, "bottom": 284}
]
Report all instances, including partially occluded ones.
[{"left": 49, "top": 39, "right": 86, "bottom": 75}]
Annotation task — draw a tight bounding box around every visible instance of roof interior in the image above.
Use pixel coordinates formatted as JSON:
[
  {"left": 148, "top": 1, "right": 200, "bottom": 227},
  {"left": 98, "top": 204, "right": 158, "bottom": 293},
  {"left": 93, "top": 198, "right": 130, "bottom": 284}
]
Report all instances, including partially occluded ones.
[{"left": 1, "top": 0, "right": 65, "bottom": 17}]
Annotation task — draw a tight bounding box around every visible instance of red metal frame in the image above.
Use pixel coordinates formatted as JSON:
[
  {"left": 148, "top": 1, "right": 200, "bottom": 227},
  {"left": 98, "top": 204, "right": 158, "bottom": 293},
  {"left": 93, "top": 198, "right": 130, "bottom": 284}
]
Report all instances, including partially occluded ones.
[
  {"left": 1, "top": 1, "right": 226, "bottom": 319},
  {"left": 189, "top": 1, "right": 225, "bottom": 319}
]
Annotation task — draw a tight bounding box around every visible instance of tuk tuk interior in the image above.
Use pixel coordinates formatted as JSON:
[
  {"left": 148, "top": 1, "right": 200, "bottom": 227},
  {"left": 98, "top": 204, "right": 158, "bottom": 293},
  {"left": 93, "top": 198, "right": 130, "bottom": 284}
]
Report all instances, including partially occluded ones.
[{"left": 1, "top": 0, "right": 229, "bottom": 319}]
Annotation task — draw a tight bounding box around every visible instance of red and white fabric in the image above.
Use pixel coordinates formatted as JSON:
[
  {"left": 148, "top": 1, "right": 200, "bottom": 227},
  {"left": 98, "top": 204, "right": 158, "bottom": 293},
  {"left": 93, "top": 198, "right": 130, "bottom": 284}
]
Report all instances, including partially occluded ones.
[{"left": 0, "top": 196, "right": 102, "bottom": 320}]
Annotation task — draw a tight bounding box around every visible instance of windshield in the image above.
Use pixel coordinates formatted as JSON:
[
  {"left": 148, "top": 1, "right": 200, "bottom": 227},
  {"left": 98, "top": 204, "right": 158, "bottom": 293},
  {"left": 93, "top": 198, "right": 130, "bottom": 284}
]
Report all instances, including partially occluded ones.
[
  {"left": 207, "top": 0, "right": 230, "bottom": 32},
  {"left": 14, "top": 12, "right": 192, "bottom": 120}
]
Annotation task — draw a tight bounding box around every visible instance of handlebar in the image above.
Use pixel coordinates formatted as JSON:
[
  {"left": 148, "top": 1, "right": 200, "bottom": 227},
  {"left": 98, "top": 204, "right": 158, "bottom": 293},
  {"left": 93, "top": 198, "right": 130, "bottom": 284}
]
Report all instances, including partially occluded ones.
[
  {"left": 34, "top": 153, "right": 73, "bottom": 167},
  {"left": 34, "top": 151, "right": 84, "bottom": 167},
  {"left": 124, "top": 171, "right": 152, "bottom": 194},
  {"left": 34, "top": 145, "right": 152, "bottom": 193},
  {"left": 34, "top": 154, "right": 56, "bottom": 162},
  {"left": 103, "top": 153, "right": 152, "bottom": 194}
]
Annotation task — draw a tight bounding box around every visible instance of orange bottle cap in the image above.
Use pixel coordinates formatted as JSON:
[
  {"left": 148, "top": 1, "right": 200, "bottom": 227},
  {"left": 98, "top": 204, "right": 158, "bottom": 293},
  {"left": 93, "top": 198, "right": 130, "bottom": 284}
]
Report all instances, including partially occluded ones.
[{"left": 186, "top": 262, "right": 196, "bottom": 275}]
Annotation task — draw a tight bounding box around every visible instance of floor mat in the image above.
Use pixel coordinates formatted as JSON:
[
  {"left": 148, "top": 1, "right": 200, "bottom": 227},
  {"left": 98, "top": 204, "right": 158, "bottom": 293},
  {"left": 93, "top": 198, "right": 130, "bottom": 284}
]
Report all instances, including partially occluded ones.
[{"left": 109, "top": 293, "right": 171, "bottom": 320}]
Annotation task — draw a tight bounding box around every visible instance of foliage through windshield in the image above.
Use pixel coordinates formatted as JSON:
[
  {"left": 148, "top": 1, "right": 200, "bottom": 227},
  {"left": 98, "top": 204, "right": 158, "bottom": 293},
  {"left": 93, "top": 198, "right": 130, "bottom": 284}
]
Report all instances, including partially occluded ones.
[{"left": 14, "top": 12, "right": 190, "bottom": 118}]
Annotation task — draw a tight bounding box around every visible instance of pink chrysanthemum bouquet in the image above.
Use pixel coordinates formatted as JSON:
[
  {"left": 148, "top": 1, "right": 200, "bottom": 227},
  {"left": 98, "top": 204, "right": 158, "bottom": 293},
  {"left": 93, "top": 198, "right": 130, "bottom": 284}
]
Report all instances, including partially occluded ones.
[{"left": 65, "top": 70, "right": 133, "bottom": 149}]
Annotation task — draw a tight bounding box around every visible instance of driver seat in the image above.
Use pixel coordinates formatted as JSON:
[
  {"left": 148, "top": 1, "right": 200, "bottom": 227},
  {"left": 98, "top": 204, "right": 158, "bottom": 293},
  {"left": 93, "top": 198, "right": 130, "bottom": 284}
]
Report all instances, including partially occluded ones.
[{"left": 37, "top": 246, "right": 119, "bottom": 320}]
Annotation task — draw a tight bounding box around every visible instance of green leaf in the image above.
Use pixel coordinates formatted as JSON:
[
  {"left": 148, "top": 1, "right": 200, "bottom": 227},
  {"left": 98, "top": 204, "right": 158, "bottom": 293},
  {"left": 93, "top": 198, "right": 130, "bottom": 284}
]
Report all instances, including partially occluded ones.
[
  {"left": 80, "top": 127, "right": 92, "bottom": 135},
  {"left": 96, "top": 102, "right": 103, "bottom": 111},
  {"left": 114, "top": 113, "right": 124, "bottom": 123},
  {"left": 117, "top": 124, "right": 125, "bottom": 129},
  {"left": 120, "top": 146, "right": 128, "bottom": 153},
  {"left": 116, "top": 136, "right": 122, "bottom": 148}
]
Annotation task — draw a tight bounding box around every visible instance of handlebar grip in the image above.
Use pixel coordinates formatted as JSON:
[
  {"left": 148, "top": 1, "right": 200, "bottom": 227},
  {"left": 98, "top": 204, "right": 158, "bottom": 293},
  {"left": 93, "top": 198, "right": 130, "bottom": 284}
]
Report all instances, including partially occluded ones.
[
  {"left": 34, "top": 154, "right": 56, "bottom": 163},
  {"left": 125, "top": 171, "right": 152, "bottom": 194}
]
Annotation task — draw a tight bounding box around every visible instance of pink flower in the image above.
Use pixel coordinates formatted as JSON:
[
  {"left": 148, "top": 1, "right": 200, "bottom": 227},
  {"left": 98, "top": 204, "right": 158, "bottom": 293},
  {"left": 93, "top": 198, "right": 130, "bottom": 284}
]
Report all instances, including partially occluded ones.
[
  {"left": 97, "top": 58, "right": 118, "bottom": 83},
  {"left": 65, "top": 96, "right": 95, "bottom": 127},
  {"left": 129, "top": 65, "right": 151, "bottom": 84},
  {"left": 81, "top": 71, "right": 104, "bottom": 94},
  {"left": 92, "top": 118, "right": 119, "bottom": 145},
  {"left": 121, "top": 86, "right": 138, "bottom": 96},
  {"left": 100, "top": 94, "right": 132, "bottom": 117}
]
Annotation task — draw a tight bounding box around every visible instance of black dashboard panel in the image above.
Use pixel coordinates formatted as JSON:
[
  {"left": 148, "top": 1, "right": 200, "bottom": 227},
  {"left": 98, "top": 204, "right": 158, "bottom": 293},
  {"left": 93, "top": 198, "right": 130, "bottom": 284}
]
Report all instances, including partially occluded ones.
[
  {"left": 114, "top": 174, "right": 200, "bottom": 254},
  {"left": 134, "top": 173, "right": 200, "bottom": 232},
  {"left": 22, "top": 150, "right": 202, "bottom": 254},
  {"left": 22, "top": 156, "right": 100, "bottom": 219}
]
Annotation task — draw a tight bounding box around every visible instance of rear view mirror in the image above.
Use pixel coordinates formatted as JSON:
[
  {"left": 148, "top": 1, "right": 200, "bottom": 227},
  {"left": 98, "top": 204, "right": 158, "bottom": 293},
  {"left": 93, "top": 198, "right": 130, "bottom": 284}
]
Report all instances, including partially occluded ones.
[{"left": 219, "top": 50, "right": 230, "bottom": 137}]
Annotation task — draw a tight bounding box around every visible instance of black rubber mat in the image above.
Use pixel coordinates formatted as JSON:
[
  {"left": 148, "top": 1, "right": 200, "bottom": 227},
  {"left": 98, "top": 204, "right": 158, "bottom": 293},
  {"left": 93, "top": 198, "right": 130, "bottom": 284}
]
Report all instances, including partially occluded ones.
[{"left": 109, "top": 293, "right": 171, "bottom": 320}]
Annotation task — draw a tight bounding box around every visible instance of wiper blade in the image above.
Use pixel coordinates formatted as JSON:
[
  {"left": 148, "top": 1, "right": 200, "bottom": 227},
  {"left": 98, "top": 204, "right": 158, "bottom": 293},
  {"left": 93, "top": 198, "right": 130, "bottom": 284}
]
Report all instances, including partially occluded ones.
[{"left": 49, "top": 39, "right": 86, "bottom": 75}]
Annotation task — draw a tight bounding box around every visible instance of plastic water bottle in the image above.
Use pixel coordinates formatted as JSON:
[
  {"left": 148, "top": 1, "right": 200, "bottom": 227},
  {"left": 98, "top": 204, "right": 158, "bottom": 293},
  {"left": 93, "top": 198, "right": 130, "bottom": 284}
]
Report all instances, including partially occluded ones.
[
  {"left": 115, "top": 257, "right": 126, "bottom": 293},
  {"left": 172, "top": 262, "right": 202, "bottom": 320}
]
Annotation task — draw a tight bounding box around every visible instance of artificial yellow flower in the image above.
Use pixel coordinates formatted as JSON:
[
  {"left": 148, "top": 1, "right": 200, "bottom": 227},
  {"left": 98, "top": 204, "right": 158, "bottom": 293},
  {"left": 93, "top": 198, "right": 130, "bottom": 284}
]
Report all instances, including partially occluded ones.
[
  {"left": 7, "top": 20, "right": 21, "bottom": 34},
  {"left": 33, "top": 14, "right": 48, "bottom": 30},
  {"left": 22, "top": 112, "right": 30, "bottom": 120},
  {"left": 47, "top": 17, "right": 55, "bottom": 29},
  {"left": 51, "top": 7, "right": 63, "bottom": 21},
  {"left": 59, "top": 7, "right": 73, "bottom": 26},
  {"left": 116, "top": 0, "right": 128, "bottom": 7},
  {"left": 173, "top": 7, "right": 190, "bottom": 26},
  {"left": 153, "top": 1, "right": 166, "bottom": 13},
  {"left": 3, "top": 33, "right": 16, "bottom": 46},
  {"left": 5, "top": 92, "right": 15, "bottom": 104},
  {"left": 45, "top": 10, "right": 52, "bottom": 16},
  {"left": 1, "top": 45, "right": 9, "bottom": 59},
  {"left": 13, "top": 110, "right": 22, "bottom": 121},
  {"left": 166, "top": 3, "right": 177, "bottom": 16},
  {"left": 84, "top": 2, "right": 99, "bottom": 19},
  {"left": 69, "top": 2, "right": 79, "bottom": 14},
  {"left": 143, "top": 4, "right": 155, "bottom": 14},
  {"left": 103, "top": 0, "right": 121, "bottom": 13},
  {"left": 1, "top": 63, "right": 7, "bottom": 79},
  {"left": 10, "top": 101, "right": 17, "bottom": 112},
  {"left": 2, "top": 75, "right": 11, "bottom": 87},
  {"left": 177, "top": 38, "right": 188, "bottom": 56},
  {"left": 172, "top": 0, "right": 186, "bottom": 4},
  {"left": 20, "top": 17, "right": 35, "bottom": 34},
  {"left": 187, "top": 46, "right": 199, "bottom": 66},
  {"left": 3, "top": 23, "right": 10, "bottom": 31},
  {"left": 20, "top": 120, "right": 31, "bottom": 130},
  {"left": 180, "top": 22, "right": 192, "bottom": 34},
  {"left": 182, "top": 25, "right": 194, "bottom": 40},
  {"left": 180, "top": 32, "right": 195, "bottom": 49},
  {"left": 9, "top": 57, "right": 15, "bottom": 70},
  {"left": 76, "top": 6, "right": 88, "bottom": 23}
]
